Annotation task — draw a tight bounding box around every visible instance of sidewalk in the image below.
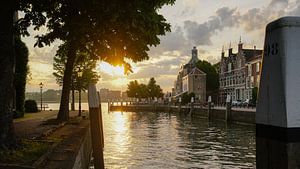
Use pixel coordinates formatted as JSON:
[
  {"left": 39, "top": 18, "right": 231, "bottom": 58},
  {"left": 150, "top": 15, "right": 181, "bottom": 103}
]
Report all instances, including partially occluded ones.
[{"left": 14, "top": 110, "right": 79, "bottom": 139}]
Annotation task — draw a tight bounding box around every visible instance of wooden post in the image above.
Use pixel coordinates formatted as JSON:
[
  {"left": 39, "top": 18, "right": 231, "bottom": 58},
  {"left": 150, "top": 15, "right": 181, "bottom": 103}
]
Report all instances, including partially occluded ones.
[
  {"left": 207, "top": 96, "right": 212, "bottom": 120},
  {"left": 178, "top": 97, "right": 182, "bottom": 113},
  {"left": 88, "top": 84, "right": 104, "bottom": 169},
  {"left": 189, "top": 97, "right": 194, "bottom": 115},
  {"left": 97, "top": 91, "right": 104, "bottom": 148},
  {"left": 225, "top": 95, "right": 231, "bottom": 122}
]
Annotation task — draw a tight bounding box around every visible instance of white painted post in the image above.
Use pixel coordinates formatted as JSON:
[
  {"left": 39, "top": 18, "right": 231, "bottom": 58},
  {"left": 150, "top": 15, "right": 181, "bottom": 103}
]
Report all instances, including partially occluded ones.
[
  {"left": 88, "top": 84, "right": 104, "bottom": 169},
  {"left": 257, "top": 17, "right": 300, "bottom": 130},
  {"left": 256, "top": 17, "right": 300, "bottom": 168}
]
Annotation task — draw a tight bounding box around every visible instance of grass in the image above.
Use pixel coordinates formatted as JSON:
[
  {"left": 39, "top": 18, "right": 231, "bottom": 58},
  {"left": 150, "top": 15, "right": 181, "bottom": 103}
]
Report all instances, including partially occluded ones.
[{"left": 0, "top": 139, "right": 51, "bottom": 165}]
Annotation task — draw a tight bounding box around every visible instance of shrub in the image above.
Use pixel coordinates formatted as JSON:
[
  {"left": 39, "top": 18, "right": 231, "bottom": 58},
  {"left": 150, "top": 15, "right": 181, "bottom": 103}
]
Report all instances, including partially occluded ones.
[{"left": 24, "top": 100, "right": 38, "bottom": 113}]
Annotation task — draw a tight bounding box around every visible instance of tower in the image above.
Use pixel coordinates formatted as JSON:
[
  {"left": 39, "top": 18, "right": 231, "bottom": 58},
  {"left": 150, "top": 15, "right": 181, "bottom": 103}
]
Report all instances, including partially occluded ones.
[{"left": 188, "top": 46, "right": 199, "bottom": 65}]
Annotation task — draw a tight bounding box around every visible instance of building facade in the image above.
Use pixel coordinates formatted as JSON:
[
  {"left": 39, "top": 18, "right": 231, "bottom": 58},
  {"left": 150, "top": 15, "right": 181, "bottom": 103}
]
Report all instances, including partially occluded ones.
[
  {"left": 219, "top": 41, "right": 262, "bottom": 103},
  {"left": 173, "top": 47, "right": 206, "bottom": 102}
]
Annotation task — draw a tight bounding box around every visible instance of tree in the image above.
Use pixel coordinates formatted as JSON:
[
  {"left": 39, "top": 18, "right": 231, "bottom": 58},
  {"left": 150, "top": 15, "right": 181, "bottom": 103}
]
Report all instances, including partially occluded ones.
[
  {"left": 147, "top": 77, "right": 163, "bottom": 99},
  {"left": 14, "top": 37, "right": 29, "bottom": 116},
  {"left": 19, "top": 0, "right": 175, "bottom": 122},
  {"left": 196, "top": 60, "right": 219, "bottom": 95},
  {"left": 126, "top": 80, "right": 140, "bottom": 98},
  {"left": 53, "top": 43, "right": 99, "bottom": 111},
  {"left": 0, "top": 3, "right": 16, "bottom": 148}
]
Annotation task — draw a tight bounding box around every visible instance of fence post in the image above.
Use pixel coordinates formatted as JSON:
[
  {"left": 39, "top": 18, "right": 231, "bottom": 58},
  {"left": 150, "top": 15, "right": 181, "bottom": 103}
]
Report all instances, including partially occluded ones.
[{"left": 88, "top": 84, "right": 104, "bottom": 169}]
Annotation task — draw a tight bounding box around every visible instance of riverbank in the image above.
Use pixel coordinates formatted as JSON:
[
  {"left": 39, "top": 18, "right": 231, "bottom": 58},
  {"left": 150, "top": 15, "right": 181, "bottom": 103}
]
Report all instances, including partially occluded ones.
[
  {"left": 110, "top": 104, "right": 256, "bottom": 124},
  {"left": 0, "top": 111, "right": 92, "bottom": 169}
]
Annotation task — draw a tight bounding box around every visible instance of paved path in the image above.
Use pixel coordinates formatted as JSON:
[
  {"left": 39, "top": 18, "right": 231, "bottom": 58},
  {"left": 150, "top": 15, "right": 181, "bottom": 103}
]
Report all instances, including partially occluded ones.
[{"left": 14, "top": 110, "right": 79, "bottom": 139}]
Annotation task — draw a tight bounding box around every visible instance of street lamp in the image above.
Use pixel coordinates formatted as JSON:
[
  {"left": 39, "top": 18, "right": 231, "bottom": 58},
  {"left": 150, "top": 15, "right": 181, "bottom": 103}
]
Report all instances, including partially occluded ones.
[
  {"left": 39, "top": 82, "right": 44, "bottom": 111},
  {"left": 78, "top": 71, "right": 83, "bottom": 116}
]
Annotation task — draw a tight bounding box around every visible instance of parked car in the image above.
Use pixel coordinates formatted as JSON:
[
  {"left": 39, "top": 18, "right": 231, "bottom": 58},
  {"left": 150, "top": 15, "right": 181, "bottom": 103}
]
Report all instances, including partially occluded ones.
[{"left": 232, "top": 100, "right": 242, "bottom": 107}]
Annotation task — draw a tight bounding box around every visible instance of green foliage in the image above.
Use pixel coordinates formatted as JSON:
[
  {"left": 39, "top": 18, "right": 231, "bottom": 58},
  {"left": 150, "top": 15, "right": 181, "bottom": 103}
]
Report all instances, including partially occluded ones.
[
  {"left": 252, "top": 87, "right": 258, "bottom": 105},
  {"left": 0, "top": 139, "right": 50, "bottom": 165},
  {"left": 24, "top": 100, "right": 38, "bottom": 113},
  {"left": 181, "top": 92, "right": 195, "bottom": 105},
  {"left": 196, "top": 60, "right": 219, "bottom": 93},
  {"left": 19, "top": 0, "right": 175, "bottom": 71},
  {"left": 126, "top": 78, "right": 164, "bottom": 99},
  {"left": 14, "top": 37, "right": 29, "bottom": 114},
  {"left": 147, "top": 77, "right": 164, "bottom": 99},
  {"left": 18, "top": 0, "right": 175, "bottom": 120},
  {"left": 126, "top": 80, "right": 140, "bottom": 98},
  {"left": 53, "top": 43, "right": 100, "bottom": 92}
]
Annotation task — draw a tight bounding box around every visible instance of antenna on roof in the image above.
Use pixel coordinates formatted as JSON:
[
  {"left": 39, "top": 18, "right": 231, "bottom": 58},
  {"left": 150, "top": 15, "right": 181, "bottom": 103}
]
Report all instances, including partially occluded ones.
[
  {"left": 222, "top": 45, "right": 224, "bottom": 53},
  {"left": 239, "top": 36, "right": 242, "bottom": 44}
]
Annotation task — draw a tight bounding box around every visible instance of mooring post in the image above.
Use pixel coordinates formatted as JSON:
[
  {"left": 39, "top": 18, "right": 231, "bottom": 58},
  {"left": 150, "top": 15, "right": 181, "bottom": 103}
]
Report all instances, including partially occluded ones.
[
  {"left": 168, "top": 97, "right": 171, "bottom": 112},
  {"left": 190, "top": 97, "right": 194, "bottom": 115},
  {"left": 207, "top": 96, "right": 212, "bottom": 120},
  {"left": 88, "top": 84, "right": 105, "bottom": 169},
  {"left": 256, "top": 17, "right": 300, "bottom": 169},
  {"left": 178, "top": 97, "right": 182, "bottom": 113},
  {"left": 225, "top": 95, "right": 231, "bottom": 122}
]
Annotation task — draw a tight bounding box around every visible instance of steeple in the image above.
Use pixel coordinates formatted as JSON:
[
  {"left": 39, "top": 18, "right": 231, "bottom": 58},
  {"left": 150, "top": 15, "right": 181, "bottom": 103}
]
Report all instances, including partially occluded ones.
[
  {"left": 221, "top": 45, "right": 225, "bottom": 58},
  {"left": 238, "top": 36, "right": 243, "bottom": 52},
  {"left": 188, "top": 46, "right": 199, "bottom": 65}
]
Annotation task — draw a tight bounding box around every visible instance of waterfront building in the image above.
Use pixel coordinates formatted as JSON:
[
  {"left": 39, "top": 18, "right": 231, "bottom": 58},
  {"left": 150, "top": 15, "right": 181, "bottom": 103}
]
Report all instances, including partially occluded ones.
[
  {"left": 100, "top": 88, "right": 122, "bottom": 101},
  {"left": 218, "top": 40, "right": 262, "bottom": 103},
  {"left": 173, "top": 47, "right": 206, "bottom": 102}
]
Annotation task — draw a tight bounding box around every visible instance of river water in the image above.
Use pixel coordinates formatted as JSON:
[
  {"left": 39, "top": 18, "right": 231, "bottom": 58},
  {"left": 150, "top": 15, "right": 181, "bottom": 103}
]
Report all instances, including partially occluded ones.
[{"left": 47, "top": 103, "right": 256, "bottom": 168}]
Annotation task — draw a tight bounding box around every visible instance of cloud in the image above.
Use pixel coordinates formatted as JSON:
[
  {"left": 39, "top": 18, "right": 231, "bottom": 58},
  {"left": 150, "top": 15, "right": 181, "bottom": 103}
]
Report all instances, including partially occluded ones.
[
  {"left": 183, "top": 0, "right": 294, "bottom": 47},
  {"left": 184, "top": 7, "right": 240, "bottom": 46}
]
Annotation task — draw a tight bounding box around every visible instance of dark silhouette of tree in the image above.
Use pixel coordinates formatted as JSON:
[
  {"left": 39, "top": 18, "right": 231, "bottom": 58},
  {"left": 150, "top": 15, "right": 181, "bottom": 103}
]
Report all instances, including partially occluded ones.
[
  {"left": 127, "top": 78, "right": 163, "bottom": 99},
  {"left": 126, "top": 80, "right": 140, "bottom": 98},
  {"left": 14, "top": 37, "right": 29, "bottom": 117},
  {"left": 196, "top": 60, "right": 219, "bottom": 95},
  {"left": 0, "top": 3, "right": 16, "bottom": 148},
  {"left": 53, "top": 43, "right": 99, "bottom": 111},
  {"left": 18, "top": 0, "right": 175, "bottom": 121},
  {"left": 147, "top": 77, "right": 163, "bottom": 99}
]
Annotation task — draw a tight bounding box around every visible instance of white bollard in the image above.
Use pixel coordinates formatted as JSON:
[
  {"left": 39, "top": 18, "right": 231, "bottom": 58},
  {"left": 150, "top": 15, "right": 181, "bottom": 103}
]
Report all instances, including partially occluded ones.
[
  {"left": 256, "top": 17, "right": 300, "bottom": 169},
  {"left": 257, "top": 17, "right": 300, "bottom": 130}
]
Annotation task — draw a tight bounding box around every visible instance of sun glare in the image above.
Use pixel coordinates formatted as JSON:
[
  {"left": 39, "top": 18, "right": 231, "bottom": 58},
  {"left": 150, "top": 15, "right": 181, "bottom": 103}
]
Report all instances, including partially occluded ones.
[{"left": 98, "top": 62, "right": 125, "bottom": 76}]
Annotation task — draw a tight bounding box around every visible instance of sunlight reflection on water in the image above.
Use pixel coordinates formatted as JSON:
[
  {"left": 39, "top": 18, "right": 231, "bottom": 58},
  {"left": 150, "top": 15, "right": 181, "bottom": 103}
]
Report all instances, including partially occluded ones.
[{"left": 91, "top": 103, "right": 256, "bottom": 169}]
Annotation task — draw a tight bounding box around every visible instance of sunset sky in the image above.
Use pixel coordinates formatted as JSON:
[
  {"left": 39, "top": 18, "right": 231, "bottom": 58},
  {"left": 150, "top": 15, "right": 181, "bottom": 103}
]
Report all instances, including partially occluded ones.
[{"left": 23, "top": 0, "right": 300, "bottom": 93}]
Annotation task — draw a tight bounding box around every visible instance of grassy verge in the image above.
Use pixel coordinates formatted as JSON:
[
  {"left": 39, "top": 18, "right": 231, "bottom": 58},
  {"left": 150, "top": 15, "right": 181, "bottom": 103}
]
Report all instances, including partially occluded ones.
[{"left": 0, "top": 139, "right": 51, "bottom": 165}]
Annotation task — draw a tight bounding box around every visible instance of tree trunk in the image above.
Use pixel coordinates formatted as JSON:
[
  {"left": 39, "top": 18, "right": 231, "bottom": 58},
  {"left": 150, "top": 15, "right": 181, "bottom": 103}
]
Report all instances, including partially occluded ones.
[
  {"left": 0, "top": 2, "right": 16, "bottom": 148},
  {"left": 78, "top": 89, "right": 81, "bottom": 116},
  {"left": 57, "top": 42, "right": 77, "bottom": 121},
  {"left": 71, "top": 85, "right": 75, "bottom": 111}
]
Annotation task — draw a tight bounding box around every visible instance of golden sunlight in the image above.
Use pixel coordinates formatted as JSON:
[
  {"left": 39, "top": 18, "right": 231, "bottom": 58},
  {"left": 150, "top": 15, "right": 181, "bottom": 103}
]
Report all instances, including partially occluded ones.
[{"left": 98, "top": 62, "right": 125, "bottom": 76}]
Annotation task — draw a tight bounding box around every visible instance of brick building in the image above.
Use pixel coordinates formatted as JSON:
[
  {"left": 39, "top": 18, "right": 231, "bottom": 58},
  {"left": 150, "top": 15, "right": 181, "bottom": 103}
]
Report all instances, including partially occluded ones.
[{"left": 219, "top": 40, "right": 262, "bottom": 103}]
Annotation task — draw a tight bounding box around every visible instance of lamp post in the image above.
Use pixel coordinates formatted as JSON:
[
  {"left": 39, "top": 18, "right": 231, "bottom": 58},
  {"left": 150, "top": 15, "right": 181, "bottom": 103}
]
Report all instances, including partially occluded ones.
[
  {"left": 78, "top": 71, "right": 83, "bottom": 116},
  {"left": 39, "top": 82, "right": 43, "bottom": 111}
]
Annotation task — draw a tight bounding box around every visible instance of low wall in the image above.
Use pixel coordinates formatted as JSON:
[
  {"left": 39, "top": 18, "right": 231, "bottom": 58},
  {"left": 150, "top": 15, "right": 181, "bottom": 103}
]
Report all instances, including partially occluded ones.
[{"left": 110, "top": 105, "right": 255, "bottom": 124}]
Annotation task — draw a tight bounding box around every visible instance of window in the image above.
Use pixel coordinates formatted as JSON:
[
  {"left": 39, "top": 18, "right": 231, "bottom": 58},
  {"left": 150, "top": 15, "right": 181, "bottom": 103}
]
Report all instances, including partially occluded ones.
[
  {"left": 251, "top": 76, "right": 254, "bottom": 87},
  {"left": 256, "top": 62, "right": 260, "bottom": 73},
  {"left": 228, "top": 63, "right": 232, "bottom": 72}
]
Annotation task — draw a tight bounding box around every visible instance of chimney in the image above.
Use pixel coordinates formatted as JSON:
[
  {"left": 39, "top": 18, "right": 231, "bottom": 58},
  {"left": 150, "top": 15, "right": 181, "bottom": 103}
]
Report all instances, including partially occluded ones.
[
  {"left": 228, "top": 48, "right": 233, "bottom": 57},
  {"left": 254, "top": 46, "right": 256, "bottom": 50},
  {"left": 221, "top": 46, "right": 225, "bottom": 58},
  {"left": 238, "top": 36, "right": 243, "bottom": 52}
]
